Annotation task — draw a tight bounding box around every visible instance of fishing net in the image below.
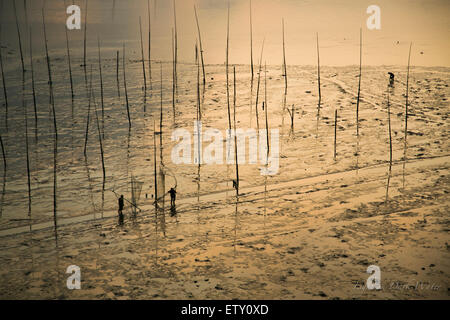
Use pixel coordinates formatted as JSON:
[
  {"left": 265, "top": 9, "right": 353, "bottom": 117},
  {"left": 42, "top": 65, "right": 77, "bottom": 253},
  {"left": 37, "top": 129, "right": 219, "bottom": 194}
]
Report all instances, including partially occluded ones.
[{"left": 131, "top": 175, "right": 144, "bottom": 214}]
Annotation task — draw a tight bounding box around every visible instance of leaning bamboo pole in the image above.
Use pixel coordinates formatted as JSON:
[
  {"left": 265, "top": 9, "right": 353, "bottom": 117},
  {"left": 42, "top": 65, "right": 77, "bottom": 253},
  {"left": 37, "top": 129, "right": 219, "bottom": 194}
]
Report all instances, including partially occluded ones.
[
  {"left": 83, "top": 66, "right": 92, "bottom": 156},
  {"left": 29, "top": 29, "right": 39, "bottom": 143},
  {"left": 196, "top": 42, "right": 201, "bottom": 121},
  {"left": 0, "top": 42, "right": 8, "bottom": 131},
  {"left": 139, "top": 16, "right": 147, "bottom": 92},
  {"left": 194, "top": 5, "right": 206, "bottom": 86},
  {"left": 282, "top": 19, "right": 287, "bottom": 95},
  {"left": 13, "top": 0, "right": 25, "bottom": 73},
  {"left": 123, "top": 44, "right": 131, "bottom": 129},
  {"left": 254, "top": 39, "right": 265, "bottom": 132},
  {"left": 226, "top": 1, "right": 231, "bottom": 136},
  {"left": 91, "top": 78, "right": 106, "bottom": 185},
  {"left": 83, "top": 0, "right": 88, "bottom": 83},
  {"left": 65, "top": 21, "right": 74, "bottom": 99},
  {"left": 43, "top": 8, "right": 58, "bottom": 239}
]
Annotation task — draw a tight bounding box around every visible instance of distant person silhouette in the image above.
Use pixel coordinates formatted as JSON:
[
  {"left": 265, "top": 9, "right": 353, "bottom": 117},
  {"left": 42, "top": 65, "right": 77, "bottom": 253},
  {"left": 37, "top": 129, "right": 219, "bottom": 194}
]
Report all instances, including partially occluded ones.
[
  {"left": 169, "top": 188, "right": 177, "bottom": 208},
  {"left": 388, "top": 72, "right": 395, "bottom": 87}
]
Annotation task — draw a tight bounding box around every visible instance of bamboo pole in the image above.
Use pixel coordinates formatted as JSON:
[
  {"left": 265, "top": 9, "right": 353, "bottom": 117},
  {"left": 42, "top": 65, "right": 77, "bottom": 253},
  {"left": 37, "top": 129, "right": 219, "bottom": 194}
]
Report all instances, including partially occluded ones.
[
  {"left": 404, "top": 42, "right": 412, "bottom": 160},
  {"left": 194, "top": 5, "right": 206, "bottom": 86},
  {"left": 139, "top": 16, "right": 147, "bottom": 92},
  {"left": 334, "top": 109, "right": 337, "bottom": 161},
  {"left": 0, "top": 42, "right": 7, "bottom": 131},
  {"left": 249, "top": 0, "right": 254, "bottom": 81},
  {"left": 226, "top": 1, "right": 231, "bottom": 135},
  {"left": 196, "top": 42, "right": 201, "bottom": 121},
  {"left": 43, "top": 8, "right": 58, "bottom": 240},
  {"left": 13, "top": 0, "right": 25, "bottom": 73},
  {"left": 97, "top": 37, "right": 105, "bottom": 140},
  {"left": 282, "top": 19, "right": 287, "bottom": 95},
  {"left": 254, "top": 39, "right": 265, "bottom": 132},
  {"left": 233, "top": 66, "right": 239, "bottom": 195},
  {"left": 316, "top": 32, "right": 321, "bottom": 109},
  {"left": 147, "top": 0, "right": 152, "bottom": 91},
  {"left": 65, "top": 20, "right": 74, "bottom": 99},
  {"left": 0, "top": 133, "right": 5, "bottom": 218},
  {"left": 173, "top": 0, "right": 178, "bottom": 92},
  {"left": 195, "top": 43, "right": 201, "bottom": 167},
  {"left": 116, "top": 51, "right": 120, "bottom": 98},
  {"left": 153, "top": 119, "right": 158, "bottom": 212},
  {"left": 83, "top": 0, "right": 88, "bottom": 82},
  {"left": 287, "top": 104, "right": 295, "bottom": 132},
  {"left": 160, "top": 62, "right": 163, "bottom": 162},
  {"left": 30, "top": 28, "right": 38, "bottom": 142},
  {"left": 356, "top": 28, "right": 362, "bottom": 137},
  {"left": 123, "top": 44, "right": 131, "bottom": 129},
  {"left": 83, "top": 66, "right": 92, "bottom": 157},
  {"left": 23, "top": 74, "right": 31, "bottom": 215},
  {"left": 91, "top": 76, "right": 106, "bottom": 184},
  {"left": 264, "top": 62, "right": 269, "bottom": 155},
  {"left": 172, "top": 28, "right": 176, "bottom": 124},
  {"left": 387, "top": 89, "right": 392, "bottom": 165}
]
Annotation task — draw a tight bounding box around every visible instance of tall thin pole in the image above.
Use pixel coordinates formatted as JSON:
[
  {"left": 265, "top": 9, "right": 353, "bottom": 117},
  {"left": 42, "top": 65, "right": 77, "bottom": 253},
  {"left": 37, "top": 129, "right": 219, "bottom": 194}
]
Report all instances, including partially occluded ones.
[
  {"left": 249, "top": 0, "right": 254, "bottom": 81},
  {"left": 194, "top": 5, "right": 206, "bottom": 86},
  {"left": 97, "top": 37, "right": 105, "bottom": 140},
  {"left": 226, "top": 1, "right": 231, "bottom": 134},
  {"left": 387, "top": 89, "right": 392, "bottom": 165},
  {"left": 0, "top": 43, "right": 7, "bottom": 131},
  {"left": 139, "top": 16, "right": 147, "bottom": 92},
  {"left": 65, "top": 21, "right": 74, "bottom": 99},
  {"left": 83, "top": 0, "right": 88, "bottom": 83},
  {"left": 233, "top": 66, "right": 239, "bottom": 195},
  {"left": 43, "top": 8, "right": 58, "bottom": 240},
  {"left": 13, "top": 0, "right": 25, "bottom": 73},
  {"left": 172, "top": 28, "right": 176, "bottom": 123},
  {"left": 116, "top": 51, "right": 120, "bottom": 98},
  {"left": 148, "top": 0, "right": 153, "bottom": 91},
  {"left": 282, "top": 19, "right": 287, "bottom": 95},
  {"left": 356, "top": 28, "right": 362, "bottom": 137},
  {"left": 334, "top": 109, "right": 338, "bottom": 161},
  {"left": 404, "top": 42, "right": 412, "bottom": 160},
  {"left": 255, "top": 39, "right": 265, "bottom": 132},
  {"left": 173, "top": 0, "right": 178, "bottom": 91},
  {"left": 316, "top": 32, "right": 321, "bottom": 109},
  {"left": 123, "top": 44, "right": 131, "bottom": 129},
  {"left": 160, "top": 62, "right": 163, "bottom": 162}
]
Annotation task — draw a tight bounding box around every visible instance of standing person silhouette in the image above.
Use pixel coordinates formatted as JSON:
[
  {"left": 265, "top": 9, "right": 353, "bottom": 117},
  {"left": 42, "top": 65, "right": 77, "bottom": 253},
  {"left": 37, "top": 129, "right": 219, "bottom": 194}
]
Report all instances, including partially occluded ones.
[
  {"left": 388, "top": 72, "right": 395, "bottom": 88},
  {"left": 169, "top": 188, "right": 177, "bottom": 208}
]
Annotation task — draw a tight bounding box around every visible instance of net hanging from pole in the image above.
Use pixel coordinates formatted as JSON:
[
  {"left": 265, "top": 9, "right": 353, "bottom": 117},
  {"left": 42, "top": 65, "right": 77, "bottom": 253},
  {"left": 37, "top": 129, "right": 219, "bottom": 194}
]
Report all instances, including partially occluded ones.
[{"left": 131, "top": 175, "right": 144, "bottom": 214}]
